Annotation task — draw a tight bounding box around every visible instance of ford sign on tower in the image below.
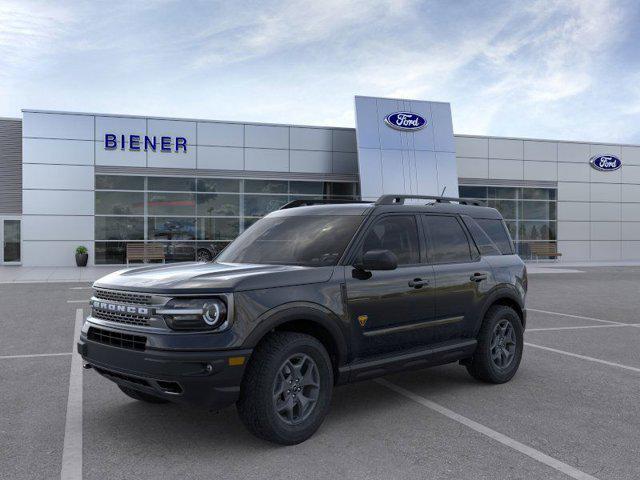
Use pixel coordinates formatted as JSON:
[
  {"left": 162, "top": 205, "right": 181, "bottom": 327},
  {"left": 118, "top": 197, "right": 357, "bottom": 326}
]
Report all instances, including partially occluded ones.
[
  {"left": 384, "top": 112, "right": 427, "bottom": 131},
  {"left": 590, "top": 155, "right": 622, "bottom": 171}
]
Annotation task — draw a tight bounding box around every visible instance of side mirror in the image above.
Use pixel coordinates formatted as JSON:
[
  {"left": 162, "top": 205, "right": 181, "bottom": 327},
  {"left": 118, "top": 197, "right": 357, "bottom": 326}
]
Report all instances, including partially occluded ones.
[{"left": 358, "top": 249, "right": 398, "bottom": 271}]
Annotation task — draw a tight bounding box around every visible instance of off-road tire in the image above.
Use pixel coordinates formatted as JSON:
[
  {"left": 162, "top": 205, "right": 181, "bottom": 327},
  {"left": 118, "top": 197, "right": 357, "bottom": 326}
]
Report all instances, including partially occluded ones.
[
  {"left": 237, "top": 331, "right": 334, "bottom": 445},
  {"left": 118, "top": 385, "right": 169, "bottom": 404},
  {"left": 466, "top": 305, "right": 523, "bottom": 383}
]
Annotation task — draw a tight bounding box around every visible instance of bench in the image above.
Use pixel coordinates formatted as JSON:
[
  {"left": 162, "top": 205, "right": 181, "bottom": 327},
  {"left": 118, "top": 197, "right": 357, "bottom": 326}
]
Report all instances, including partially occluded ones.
[
  {"left": 529, "top": 242, "right": 562, "bottom": 261},
  {"left": 126, "top": 243, "right": 165, "bottom": 266}
]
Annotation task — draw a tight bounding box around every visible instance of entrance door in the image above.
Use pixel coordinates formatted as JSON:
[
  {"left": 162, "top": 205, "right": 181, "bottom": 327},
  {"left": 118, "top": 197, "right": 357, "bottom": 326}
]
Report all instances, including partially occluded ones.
[{"left": 1, "top": 218, "right": 21, "bottom": 264}]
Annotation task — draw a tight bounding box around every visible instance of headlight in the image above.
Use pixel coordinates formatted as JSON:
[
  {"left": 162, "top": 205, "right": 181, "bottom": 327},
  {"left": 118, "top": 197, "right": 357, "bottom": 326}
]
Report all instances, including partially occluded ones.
[{"left": 158, "top": 298, "right": 228, "bottom": 331}]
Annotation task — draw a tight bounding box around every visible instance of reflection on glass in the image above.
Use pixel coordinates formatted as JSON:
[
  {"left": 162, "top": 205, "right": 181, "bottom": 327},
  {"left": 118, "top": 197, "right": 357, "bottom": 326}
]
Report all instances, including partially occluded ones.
[
  {"left": 290, "top": 181, "right": 323, "bottom": 195},
  {"left": 197, "top": 178, "right": 240, "bottom": 193},
  {"left": 196, "top": 194, "right": 240, "bottom": 216},
  {"left": 95, "top": 175, "right": 144, "bottom": 190},
  {"left": 148, "top": 217, "right": 196, "bottom": 240},
  {"left": 488, "top": 187, "right": 518, "bottom": 199},
  {"left": 244, "top": 195, "right": 289, "bottom": 216},
  {"left": 197, "top": 218, "right": 239, "bottom": 240},
  {"left": 147, "top": 176, "right": 196, "bottom": 192},
  {"left": 3, "top": 220, "right": 20, "bottom": 262},
  {"left": 459, "top": 186, "right": 488, "bottom": 199},
  {"left": 95, "top": 217, "right": 144, "bottom": 240},
  {"left": 244, "top": 180, "right": 287, "bottom": 194},
  {"left": 147, "top": 193, "right": 196, "bottom": 216},
  {"left": 96, "top": 192, "right": 144, "bottom": 215}
]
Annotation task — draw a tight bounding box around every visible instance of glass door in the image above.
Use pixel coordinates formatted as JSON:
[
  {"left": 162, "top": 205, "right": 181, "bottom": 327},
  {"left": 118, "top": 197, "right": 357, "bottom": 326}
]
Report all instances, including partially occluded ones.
[{"left": 1, "top": 218, "right": 21, "bottom": 264}]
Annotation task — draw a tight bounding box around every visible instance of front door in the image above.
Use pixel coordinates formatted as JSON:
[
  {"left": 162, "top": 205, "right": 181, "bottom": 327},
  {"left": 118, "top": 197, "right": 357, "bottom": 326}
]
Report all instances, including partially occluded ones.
[
  {"left": 344, "top": 214, "right": 436, "bottom": 358},
  {"left": 1, "top": 218, "right": 21, "bottom": 264}
]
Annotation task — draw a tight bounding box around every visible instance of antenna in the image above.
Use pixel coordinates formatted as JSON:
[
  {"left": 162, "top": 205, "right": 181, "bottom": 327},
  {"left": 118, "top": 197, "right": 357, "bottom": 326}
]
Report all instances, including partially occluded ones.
[{"left": 440, "top": 185, "right": 447, "bottom": 197}]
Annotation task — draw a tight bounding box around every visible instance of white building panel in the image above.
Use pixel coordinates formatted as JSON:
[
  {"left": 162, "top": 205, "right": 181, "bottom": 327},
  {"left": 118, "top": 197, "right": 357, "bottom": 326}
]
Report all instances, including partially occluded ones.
[
  {"left": 557, "top": 222, "right": 589, "bottom": 240},
  {"left": 488, "top": 159, "right": 523, "bottom": 180},
  {"left": 436, "top": 152, "right": 459, "bottom": 195},
  {"left": 290, "top": 128, "right": 332, "bottom": 151},
  {"left": 621, "top": 146, "right": 640, "bottom": 166},
  {"left": 23, "top": 164, "right": 94, "bottom": 190},
  {"left": 358, "top": 148, "right": 382, "bottom": 200},
  {"left": 557, "top": 241, "right": 590, "bottom": 261},
  {"left": 622, "top": 241, "right": 640, "bottom": 259},
  {"left": 590, "top": 144, "right": 622, "bottom": 157},
  {"left": 95, "top": 116, "right": 146, "bottom": 143},
  {"left": 621, "top": 184, "right": 640, "bottom": 202},
  {"left": 147, "top": 148, "right": 196, "bottom": 169},
  {"left": 23, "top": 112, "right": 94, "bottom": 140},
  {"left": 524, "top": 161, "right": 557, "bottom": 181},
  {"left": 332, "top": 152, "right": 358, "bottom": 174},
  {"left": 622, "top": 223, "right": 640, "bottom": 240},
  {"left": 590, "top": 241, "right": 621, "bottom": 261},
  {"left": 415, "top": 151, "right": 438, "bottom": 196},
  {"left": 23, "top": 190, "right": 94, "bottom": 215},
  {"left": 590, "top": 222, "right": 620, "bottom": 240},
  {"left": 557, "top": 142, "right": 590, "bottom": 163},
  {"left": 524, "top": 141, "right": 557, "bottom": 161},
  {"left": 457, "top": 157, "right": 489, "bottom": 179},
  {"left": 558, "top": 162, "right": 590, "bottom": 182},
  {"left": 590, "top": 203, "right": 621, "bottom": 222},
  {"left": 197, "top": 122, "right": 244, "bottom": 147},
  {"left": 488, "top": 138, "right": 523, "bottom": 160},
  {"left": 197, "top": 146, "right": 243, "bottom": 170},
  {"left": 590, "top": 166, "right": 621, "bottom": 183},
  {"left": 290, "top": 150, "right": 332, "bottom": 173},
  {"left": 95, "top": 143, "right": 147, "bottom": 167},
  {"left": 244, "top": 148, "right": 289, "bottom": 172},
  {"left": 431, "top": 102, "right": 455, "bottom": 153},
  {"left": 455, "top": 136, "right": 488, "bottom": 158},
  {"left": 621, "top": 165, "right": 640, "bottom": 183},
  {"left": 558, "top": 182, "right": 589, "bottom": 201},
  {"left": 590, "top": 183, "right": 620, "bottom": 202},
  {"left": 22, "top": 215, "right": 93, "bottom": 241},
  {"left": 22, "top": 240, "right": 94, "bottom": 267},
  {"left": 558, "top": 202, "right": 590, "bottom": 221},
  {"left": 622, "top": 203, "right": 640, "bottom": 221},
  {"left": 147, "top": 119, "right": 196, "bottom": 143},
  {"left": 23, "top": 138, "right": 94, "bottom": 166},
  {"left": 332, "top": 130, "right": 357, "bottom": 153},
  {"left": 245, "top": 125, "right": 289, "bottom": 149}
]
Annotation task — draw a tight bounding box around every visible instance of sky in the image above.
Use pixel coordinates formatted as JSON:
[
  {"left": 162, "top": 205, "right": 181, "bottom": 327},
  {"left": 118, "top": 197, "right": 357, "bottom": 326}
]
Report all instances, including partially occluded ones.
[{"left": 1, "top": 0, "right": 639, "bottom": 143}]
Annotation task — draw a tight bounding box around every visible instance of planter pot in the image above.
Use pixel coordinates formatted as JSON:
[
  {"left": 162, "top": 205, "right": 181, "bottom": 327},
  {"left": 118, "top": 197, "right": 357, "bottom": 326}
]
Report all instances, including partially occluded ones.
[{"left": 75, "top": 253, "right": 88, "bottom": 267}]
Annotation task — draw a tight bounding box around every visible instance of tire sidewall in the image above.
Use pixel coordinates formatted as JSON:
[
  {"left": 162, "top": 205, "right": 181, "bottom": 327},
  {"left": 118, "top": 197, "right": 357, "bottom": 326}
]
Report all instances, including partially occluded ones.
[{"left": 481, "top": 307, "right": 524, "bottom": 383}]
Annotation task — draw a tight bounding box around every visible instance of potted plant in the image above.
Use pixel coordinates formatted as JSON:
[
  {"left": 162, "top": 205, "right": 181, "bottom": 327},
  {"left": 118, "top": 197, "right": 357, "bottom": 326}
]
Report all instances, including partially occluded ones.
[{"left": 75, "top": 246, "right": 88, "bottom": 267}]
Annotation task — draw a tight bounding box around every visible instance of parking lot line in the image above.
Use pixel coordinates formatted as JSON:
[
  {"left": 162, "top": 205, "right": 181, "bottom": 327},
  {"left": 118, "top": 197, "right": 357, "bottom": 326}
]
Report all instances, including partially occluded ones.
[
  {"left": 527, "top": 309, "right": 624, "bottom": 325},
  {"left": 60, "top": 309, "right": 83, "bottom": 480},
  {"left": 67, "top": 300, "right": 89, "bottom": 304},
  {"left": 527, "top": 324, "right": 640, "bottom": 332},
  {"left": 0, "top": 352, "right": 72, "bottom": 360},
  {"left": 69, "top": 287, "right": 92, "bottom": 290},
  {"left": 376, "top": 378, "right": 599, "bottom": 480},
  {"left": 525, "top": 343, "right": 640, "bottom": 373}
]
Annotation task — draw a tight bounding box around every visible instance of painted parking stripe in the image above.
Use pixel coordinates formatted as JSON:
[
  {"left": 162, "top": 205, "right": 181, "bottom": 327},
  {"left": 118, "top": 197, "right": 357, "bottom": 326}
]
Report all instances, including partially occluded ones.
[
  {"left": 0, "top": 352, "right": 72, "bottom": 360},
  {"left": 527, "top": 309, "right": 624, "bottom": 325},
  {"left": 69, "top": 286, "right": 92, "bottom": 290},
  {"left": 526, "top": 343, "right": 640, "bottom": 373},
  {"left": 376, "top": 378, "right": 599, "bottom": 480},
  {"left": 61, "top": 309, "right": 83, "bottom": 480},
  {"left": 527, "top": 324, "right": 640, "bottom": 332},
  {"left": 67, "top": 300, "right": 90, "bottom": 304}
]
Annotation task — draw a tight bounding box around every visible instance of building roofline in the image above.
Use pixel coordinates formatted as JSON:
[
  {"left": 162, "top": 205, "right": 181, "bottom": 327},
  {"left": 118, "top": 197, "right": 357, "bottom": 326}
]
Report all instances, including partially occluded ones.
[
  {"left": 0, "top": 116, "right": 21, "bottom": 122},
  {"left": 20, "top": 109, "right": 355, "bottom": 131},
  {"left": 454, "top": 133, "right": 640, "bottom": 148},
  {"left": 354, "top": 95, "right": 450, "bottom": 105}
]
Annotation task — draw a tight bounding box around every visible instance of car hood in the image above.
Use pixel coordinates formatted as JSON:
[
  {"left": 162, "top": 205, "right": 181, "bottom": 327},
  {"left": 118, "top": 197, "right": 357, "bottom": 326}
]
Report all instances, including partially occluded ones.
[{"left": 93, "top": 262, "right": 335, "bottom": 294}]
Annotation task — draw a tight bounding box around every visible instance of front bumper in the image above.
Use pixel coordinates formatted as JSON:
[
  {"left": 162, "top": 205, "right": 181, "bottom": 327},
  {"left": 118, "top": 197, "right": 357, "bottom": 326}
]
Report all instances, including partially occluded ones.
[{"left": 78, "top": 328, "right": 252, "bottom": 410}]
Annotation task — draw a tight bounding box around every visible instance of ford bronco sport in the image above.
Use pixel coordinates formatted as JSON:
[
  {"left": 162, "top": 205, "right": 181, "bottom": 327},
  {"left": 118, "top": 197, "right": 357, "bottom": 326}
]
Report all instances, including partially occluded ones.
[{"left": 78, "top": 194, "right": 527, "bottom": 444}]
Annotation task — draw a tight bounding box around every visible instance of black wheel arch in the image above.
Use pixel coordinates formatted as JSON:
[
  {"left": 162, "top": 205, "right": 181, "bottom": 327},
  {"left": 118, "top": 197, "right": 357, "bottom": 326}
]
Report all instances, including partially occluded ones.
[
  {"left": 243, "top": 303, "right": 350, "bottom": 379},
  {"left": 474, "top": 287, "right": 526, "bottom": 336}
]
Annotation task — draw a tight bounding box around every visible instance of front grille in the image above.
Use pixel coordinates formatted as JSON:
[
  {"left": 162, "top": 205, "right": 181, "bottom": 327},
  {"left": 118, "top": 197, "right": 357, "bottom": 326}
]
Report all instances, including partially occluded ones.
[
  {"left": 88, "top": 327, "right": 146, "bottom": 351},
  {"left": 94, "top": 288, "right": 153, "bottom": 305},
  {"left": 92, "top": 309, "right": 151, "bottom": 327}
]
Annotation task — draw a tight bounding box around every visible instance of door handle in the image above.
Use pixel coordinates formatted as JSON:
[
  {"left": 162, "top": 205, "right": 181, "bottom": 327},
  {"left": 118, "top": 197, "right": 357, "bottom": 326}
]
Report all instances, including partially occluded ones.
[
  {"left": 408, "top": 278, "right": 429, "bottom": 288},
  {"left": 470, "top": 272, "right": 488, "bottom": 282}
]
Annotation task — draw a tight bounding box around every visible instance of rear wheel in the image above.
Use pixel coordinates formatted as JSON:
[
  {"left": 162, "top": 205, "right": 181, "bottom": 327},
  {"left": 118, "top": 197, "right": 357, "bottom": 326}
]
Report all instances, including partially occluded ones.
[
  {"left": 118, "top": 385, "right": 169, "bottom": 404},
  {"left": 237, "top": 331, "right": 333, "bottom": 445},
  {"left": 466, "top": 305, "right": 523, "bottom": 383}
]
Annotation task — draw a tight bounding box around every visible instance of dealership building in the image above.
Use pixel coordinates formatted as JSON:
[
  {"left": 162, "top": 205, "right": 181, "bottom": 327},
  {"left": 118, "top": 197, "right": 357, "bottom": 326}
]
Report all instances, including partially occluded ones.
[{"left": 1, "top": 95, "right": 639, "bottom": 267}]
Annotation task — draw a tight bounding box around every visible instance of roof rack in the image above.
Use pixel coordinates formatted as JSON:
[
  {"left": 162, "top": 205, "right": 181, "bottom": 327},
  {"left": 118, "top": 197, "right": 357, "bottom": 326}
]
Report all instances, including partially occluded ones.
[
  {"left": 375, "top": 194, "right": 484, "bottom": 206},
  {"left": 279, "top": 199, "right": 372, "bottom": 210}
]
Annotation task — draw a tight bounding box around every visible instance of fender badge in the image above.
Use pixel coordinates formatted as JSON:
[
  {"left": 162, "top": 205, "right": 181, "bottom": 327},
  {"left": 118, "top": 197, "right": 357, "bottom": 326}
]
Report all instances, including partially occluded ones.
[{"left": 358, "top": 315, "right": 368, "bottom": 327}]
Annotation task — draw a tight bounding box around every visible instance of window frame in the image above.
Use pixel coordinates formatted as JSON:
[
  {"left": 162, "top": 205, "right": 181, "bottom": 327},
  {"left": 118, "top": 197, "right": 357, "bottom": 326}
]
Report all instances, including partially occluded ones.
[
  {"left": 421, "top": 213, "right": 480, "bottom": 265},
  {"left": 345, "top": 213, "right": 426, "bottom": 267}
]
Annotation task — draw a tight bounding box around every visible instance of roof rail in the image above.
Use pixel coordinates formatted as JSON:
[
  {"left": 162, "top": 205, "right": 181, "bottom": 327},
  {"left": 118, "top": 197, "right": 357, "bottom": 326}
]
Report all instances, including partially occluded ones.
[
  {"left": 375, "top": 194, "right": 484, "bottom": 206},
  {"left": 279, "top": 198, "right": 372, "bottom": 210}
]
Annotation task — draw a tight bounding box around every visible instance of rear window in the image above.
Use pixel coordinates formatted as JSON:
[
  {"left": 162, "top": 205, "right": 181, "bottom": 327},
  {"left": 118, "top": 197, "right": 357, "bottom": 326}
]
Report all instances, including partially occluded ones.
[{"left": 474, "top": 218, "right": 515, "bottom": 255}]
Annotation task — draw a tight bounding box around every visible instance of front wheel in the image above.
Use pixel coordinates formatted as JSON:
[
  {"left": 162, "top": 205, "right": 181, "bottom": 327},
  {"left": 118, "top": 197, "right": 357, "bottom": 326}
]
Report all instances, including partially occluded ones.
[
  {"left": 237, "top": 332, "right": 333, "bottom": 445},
  {"left": 465, "top": 305, "right": 523, "bottom": 383}
]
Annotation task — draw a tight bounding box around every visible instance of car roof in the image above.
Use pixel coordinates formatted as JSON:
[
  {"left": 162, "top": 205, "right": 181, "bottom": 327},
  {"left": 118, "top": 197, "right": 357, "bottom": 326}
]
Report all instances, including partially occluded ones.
[{"left": 269, "top": 200, "right": 504, "bottom": 220}]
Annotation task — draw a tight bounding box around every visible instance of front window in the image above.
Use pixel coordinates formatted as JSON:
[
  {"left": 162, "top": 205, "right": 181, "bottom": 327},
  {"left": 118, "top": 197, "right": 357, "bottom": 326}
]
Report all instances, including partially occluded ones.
[{"left": 217, "top": 215, "right": 363, "bottom": 267}]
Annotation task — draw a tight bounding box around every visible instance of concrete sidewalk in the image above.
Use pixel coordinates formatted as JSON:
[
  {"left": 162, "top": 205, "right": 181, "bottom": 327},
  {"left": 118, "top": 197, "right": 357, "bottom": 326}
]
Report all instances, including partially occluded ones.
[{"left": 0, "top": 266, "right": 123, "bottom": 283}]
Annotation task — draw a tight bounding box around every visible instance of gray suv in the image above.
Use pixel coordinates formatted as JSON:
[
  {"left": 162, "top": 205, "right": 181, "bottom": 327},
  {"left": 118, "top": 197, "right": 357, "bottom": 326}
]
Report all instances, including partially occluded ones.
[{"left": 78, "top": 194, "right": 527, "bottom": 444}]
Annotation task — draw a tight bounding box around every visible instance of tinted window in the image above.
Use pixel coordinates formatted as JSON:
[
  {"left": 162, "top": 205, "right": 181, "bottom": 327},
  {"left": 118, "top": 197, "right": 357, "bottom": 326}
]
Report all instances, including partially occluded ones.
[
  {"left": 475, "top": 218, "right": 514, "bottom": 254},
  {"left": 461, "top": 216, "right": 501, "bottom": 256},
  {"left": 361, "top": 216, "right": 419, "bottom": 265},
  {"left": 217, "top": 215, "right": 363, "bottom": 267},
  {"left": 423, "top": 215, "right": 472, "bottom": 264}
]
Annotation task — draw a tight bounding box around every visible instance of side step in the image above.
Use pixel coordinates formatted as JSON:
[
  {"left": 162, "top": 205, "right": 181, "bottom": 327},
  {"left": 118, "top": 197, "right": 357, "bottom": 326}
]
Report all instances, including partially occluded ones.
[{"left": 337, "top": 339, "right": 477, "bottom": 384}]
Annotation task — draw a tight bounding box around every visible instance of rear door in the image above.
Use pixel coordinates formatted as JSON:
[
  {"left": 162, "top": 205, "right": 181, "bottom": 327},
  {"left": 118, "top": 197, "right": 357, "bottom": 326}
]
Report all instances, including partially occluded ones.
[
  {"left": 421, "top": 214, "right": 493, "bottom": 341},
  {"left": 344, "top": 214, "right": 436, "bottom": 358}
]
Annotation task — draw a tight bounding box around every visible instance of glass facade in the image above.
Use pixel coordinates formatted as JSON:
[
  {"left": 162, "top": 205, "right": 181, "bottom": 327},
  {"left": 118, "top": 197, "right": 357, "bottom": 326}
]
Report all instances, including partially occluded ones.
[
  {"left": 459, "top": 185, "right": 557, "bottom": 260},
  {"left": 94, "top": 175, "right": 359, "bottom": 264}
]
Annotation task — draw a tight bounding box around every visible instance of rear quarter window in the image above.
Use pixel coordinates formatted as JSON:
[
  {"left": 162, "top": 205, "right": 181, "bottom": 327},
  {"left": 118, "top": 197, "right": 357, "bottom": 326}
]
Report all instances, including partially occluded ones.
[{"left": 472, "top": 217, "right": 515, "bottom": 255}]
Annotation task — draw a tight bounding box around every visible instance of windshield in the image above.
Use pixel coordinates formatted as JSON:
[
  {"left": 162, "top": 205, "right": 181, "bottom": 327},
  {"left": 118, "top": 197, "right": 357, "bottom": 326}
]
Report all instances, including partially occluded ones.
[{"left": 216, "top": 215, "right": 363, "bottom": 267}]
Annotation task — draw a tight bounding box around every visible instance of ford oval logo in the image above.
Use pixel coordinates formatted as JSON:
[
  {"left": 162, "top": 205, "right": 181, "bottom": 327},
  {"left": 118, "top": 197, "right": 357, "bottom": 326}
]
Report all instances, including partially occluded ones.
[
  {"left": 590, "top": 155, "right": 621, "bottom": 171},
  {"left": 384, "top": 112, "right": 427, "bottom": 131}
]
